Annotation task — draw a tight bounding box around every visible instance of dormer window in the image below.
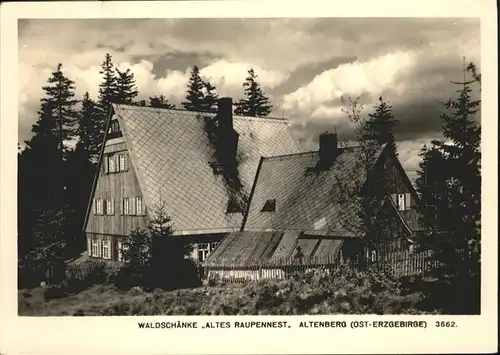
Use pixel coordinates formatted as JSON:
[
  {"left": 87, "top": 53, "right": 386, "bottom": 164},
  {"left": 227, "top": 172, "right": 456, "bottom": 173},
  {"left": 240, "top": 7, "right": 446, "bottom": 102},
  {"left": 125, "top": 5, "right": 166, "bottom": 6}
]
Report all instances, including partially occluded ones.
[
  {"left": 107, "top": 119, "right": 122, "bottom": 139},
  {"left": 261, "top": 199, "right": 276, "bottom": 212}
]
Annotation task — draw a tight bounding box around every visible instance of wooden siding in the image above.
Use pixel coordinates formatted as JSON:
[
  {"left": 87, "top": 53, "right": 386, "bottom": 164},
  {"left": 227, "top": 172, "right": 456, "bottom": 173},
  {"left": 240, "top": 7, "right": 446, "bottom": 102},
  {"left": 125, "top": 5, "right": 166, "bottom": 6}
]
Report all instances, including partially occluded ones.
[
  {"left": 383, "top": 152, "right": 422, "bottom": 232},
  {"left": 85, "top": 140, "right": 149, "bottom": 236}
]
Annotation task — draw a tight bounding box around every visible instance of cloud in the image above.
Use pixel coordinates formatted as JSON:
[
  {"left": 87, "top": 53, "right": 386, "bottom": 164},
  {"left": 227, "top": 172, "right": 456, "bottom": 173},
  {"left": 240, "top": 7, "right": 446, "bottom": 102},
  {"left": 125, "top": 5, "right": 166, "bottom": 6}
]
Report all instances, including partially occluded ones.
[{"left": 282, "top": 50, "right": 418, "bottom": 118}]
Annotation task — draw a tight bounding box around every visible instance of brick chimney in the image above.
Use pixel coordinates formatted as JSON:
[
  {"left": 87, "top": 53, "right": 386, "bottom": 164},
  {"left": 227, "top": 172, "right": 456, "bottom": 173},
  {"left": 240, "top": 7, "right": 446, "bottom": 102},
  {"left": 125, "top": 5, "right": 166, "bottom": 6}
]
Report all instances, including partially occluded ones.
[
  {"left": 318, "top": 132, "right": 338, "bottom": 168},
  {"left": 217, "top": 97, "right": 239, "bottom": 163}
]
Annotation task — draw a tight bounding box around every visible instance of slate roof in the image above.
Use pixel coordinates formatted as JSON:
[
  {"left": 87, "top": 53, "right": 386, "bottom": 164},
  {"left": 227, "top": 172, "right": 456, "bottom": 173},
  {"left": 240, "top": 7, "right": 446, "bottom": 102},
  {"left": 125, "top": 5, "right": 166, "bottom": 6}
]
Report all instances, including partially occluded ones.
[
  {"left": 243, "top": 147, "right": 376, "bottom": 236},
  {"left": 204, "top": 230, "right": 344, "bottom": 266},
  {"left": 112, "top": 104, "right": 300, "bottom": 235}
]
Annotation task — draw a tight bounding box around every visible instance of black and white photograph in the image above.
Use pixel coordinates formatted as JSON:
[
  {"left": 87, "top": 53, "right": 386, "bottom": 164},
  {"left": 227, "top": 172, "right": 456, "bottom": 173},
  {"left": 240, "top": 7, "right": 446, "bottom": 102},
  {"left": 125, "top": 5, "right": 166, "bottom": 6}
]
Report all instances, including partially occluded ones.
[
  {"left": 1, "top": 1, "right": 497, "bottom": 354},
  {"left": 15, "top": 17, "right": 483, "bottom": 316}
]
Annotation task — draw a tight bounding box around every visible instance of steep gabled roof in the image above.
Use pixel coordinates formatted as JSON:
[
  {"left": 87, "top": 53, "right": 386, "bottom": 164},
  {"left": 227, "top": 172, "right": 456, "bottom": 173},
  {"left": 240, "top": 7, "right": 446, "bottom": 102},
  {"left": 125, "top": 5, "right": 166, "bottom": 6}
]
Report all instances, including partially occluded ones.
[
  {"left": 242, "top": 144, "right": 403, "bottom": 237},
  {"left": 112, "top": 104, "right": 300, "bottom": 235}
]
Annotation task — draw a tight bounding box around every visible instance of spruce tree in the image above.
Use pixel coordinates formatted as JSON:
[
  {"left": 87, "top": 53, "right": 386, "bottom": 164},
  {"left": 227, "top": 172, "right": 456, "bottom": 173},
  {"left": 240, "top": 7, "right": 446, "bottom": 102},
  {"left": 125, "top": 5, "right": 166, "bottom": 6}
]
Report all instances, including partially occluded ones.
[
  {"left": 98, "top": 53, "right": 118, "bottom": 108},
  {"left": 115, "top": 68, "right": 138, "bottom": 104},
  {"left": 149, "top": 95, "right": 175, "bottom": 109},
  {"left": 416, "top": 60, "right": 481, "bottom": 278},
  {"left": 235, "top": 68, "right": 273, "bottom": 117},
  {"left": 200, "top": 80, "right": 219, "bottom": 113},
  {"left": 363, "top": 97, "right": 399, "bottom": 155},
  {"left": 182, "top": 65, "right": 205, "bottom": 112},
  {"left": 75, "top": 92, "right": 105, "bottom": 164},
  {"left": 40, "top": 63, "right": 78, "bottom": 157}
]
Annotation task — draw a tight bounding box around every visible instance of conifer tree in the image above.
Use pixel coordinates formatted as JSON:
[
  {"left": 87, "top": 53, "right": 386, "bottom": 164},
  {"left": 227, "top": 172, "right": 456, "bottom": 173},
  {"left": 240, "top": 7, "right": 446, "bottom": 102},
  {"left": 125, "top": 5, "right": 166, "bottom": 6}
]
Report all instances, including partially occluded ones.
[
  {"left": 363, "top": 97, "right": 399, "bottom": 155},
  {"left": 40, "top": 63, "right": 78, "bottom": 157},
  {"left": 416, "top": 60, "right": 481, "bottom": 278},
  {"left": 75, "top": 92, "right": 105, "bottom": 164},
  {"left": 235, "top": 68, "right": 273, "bottom": 117},
  {"left": 149, "top": 95, "right": 175, "bottom": 109},
  {"left": 200, "top": 80, "right": 219, "bottom": 113},
  {"left": 115, "top": 68, "right": 139, "bottom": 104},
  {"left": 182, "top": 65, "right": 205, "bottom": 112},
  {"left": 98, "top": 53, "right": 118, "bottom": 108}
]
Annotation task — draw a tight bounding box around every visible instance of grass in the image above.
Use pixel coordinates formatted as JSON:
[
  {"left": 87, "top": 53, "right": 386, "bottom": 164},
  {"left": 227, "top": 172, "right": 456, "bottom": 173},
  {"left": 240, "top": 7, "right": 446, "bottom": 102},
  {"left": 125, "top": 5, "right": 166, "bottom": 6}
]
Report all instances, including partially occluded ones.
[{"left": 18, "top": 267, "right": 443, "bottom": 316}]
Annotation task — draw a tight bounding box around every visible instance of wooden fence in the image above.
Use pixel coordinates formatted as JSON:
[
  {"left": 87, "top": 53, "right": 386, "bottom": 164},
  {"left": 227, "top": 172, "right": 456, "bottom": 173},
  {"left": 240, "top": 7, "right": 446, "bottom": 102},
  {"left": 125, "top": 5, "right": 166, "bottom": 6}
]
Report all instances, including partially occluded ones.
[{"left": 202, "top": 249, "right": 437, "bottom": 284}]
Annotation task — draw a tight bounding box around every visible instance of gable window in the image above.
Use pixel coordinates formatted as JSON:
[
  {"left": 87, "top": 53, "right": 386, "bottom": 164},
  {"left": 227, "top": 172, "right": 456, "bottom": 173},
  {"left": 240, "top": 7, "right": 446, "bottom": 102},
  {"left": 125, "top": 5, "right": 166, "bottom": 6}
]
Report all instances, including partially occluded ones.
[
  {"left": 91, "top": 239, "right": 99, "bottom": 257},
  {"left": 106, "top": 153, "right": 128, "bottom": 173},
  {"left": 94, "top": 199, "right": 104, "bottom": 215},
  {"left": 136, "top": 197, "right": 143, "bottom": 215},
  {"left": 197, "top": 243, "right": 210, "bottom": 262},
  {"left": 394, "top": 193, "right": 412, "bottom": 211},
  {"left": 105, "top": 199, "right": 114, "bottom": 215},
  {"left": 119, "top": 154, "right": 127, "bottom": 171},
  {"left": 261, "top": 199, "right": 276, "bottom": 212},
  {"left": 210, "top": 242, "right": 220, "bottom": 251}
]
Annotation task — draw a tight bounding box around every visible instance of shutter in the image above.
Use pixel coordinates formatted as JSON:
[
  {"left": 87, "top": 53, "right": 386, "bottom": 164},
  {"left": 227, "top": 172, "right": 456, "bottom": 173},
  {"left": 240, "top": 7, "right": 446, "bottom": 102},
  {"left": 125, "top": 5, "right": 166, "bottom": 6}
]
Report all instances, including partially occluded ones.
[
  {"left": 93, "top": 199, "right": 97, "bottom": 214},
  {"left": 114, "top": 155, "right": 119, "bottom": 172},
  {"left": 87, "top": 237, "right": 91, "bottom": 255},
  {"left": 109, "top": 199, "right": 114, "bottom": 215},
  {"left": 405, "top": 193, "right": 411, "bottom": 210},
  {"left": 120, "top": 198, "right": 124, "bottom": 215},
  {"left": 124, "top": 153, "right": 129, "bottom": 171}
]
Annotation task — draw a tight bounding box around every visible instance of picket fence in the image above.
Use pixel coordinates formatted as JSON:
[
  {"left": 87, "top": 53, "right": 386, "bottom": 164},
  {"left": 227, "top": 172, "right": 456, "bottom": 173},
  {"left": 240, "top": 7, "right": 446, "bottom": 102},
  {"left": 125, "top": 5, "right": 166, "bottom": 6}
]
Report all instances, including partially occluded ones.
[{"left": 202, "top": 249, "right": 437, "bottom": 284}]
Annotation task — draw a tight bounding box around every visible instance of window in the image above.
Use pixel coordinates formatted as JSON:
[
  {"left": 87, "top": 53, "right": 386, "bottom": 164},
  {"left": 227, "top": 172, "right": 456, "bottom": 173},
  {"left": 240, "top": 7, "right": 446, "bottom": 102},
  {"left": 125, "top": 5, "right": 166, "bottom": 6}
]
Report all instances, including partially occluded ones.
[
  {"left": 394, "top": 193, "right": 411, "bottom": 211},
  {"left": 261, "top": 199, "right": 276, "bottom": 212},
  {"left": 105, "top": 199, "right": 114, "bottom": 215},
  {"left": 397, "top": 193, "right": 405, "bottom": 211},
  {"left": 136, "top": 197, "right": 143, "bottom": 215},
  {"left": 119, "top": 154, "right": 126, "bottom": 171},
  {"left": 102, "top": 240, "right": 111, "bottom": 259},
  {"left": 122, "top": 198, "right": 130, "bottom": 215},
  {"left": 94, "top": 199, "right": 103, "bottom": 215},
  {"left": 108, "top": 155, "right": 116, "bottom": 173},
  {"left": 117, "top": 240, "right": 128, "bottom": 262},
  {"left": 91, "top": 239, "right": 99, "bottom": 257},
  {"left": 197, "top": 243, "right": 210, "bottom": 262},
  {"left": 106, "top": 153, "right": 127, "bottom": 173}
]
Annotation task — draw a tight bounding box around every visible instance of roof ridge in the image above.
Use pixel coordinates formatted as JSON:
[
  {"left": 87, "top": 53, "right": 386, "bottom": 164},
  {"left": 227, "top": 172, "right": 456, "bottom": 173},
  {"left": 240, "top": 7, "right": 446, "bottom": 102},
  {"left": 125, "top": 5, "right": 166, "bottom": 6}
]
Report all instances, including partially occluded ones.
[{"left": 113, "top": 103, "right": 289, "bottom": 123}]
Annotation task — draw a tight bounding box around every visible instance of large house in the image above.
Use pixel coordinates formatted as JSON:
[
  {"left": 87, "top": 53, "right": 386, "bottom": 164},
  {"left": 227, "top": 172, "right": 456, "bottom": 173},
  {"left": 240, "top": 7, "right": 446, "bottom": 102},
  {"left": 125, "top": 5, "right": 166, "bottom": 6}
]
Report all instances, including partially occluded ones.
[
  {"left": 204, "top": 132, "right": 424, "bottom": 272},
  {"left": 83, "top": 98, "right": 300, "bottom": 263}
]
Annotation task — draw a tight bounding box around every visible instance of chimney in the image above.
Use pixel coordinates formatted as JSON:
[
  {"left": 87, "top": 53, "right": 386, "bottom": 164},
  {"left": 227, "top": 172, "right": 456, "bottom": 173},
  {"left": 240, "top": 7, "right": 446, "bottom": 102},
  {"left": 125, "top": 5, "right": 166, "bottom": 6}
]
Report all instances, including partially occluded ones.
[
  {"left": 318, "top": 132, "right": 338, "bottom": 168},
  {"left": 217, "top": 97, "right": 239, "bottom": 163}
]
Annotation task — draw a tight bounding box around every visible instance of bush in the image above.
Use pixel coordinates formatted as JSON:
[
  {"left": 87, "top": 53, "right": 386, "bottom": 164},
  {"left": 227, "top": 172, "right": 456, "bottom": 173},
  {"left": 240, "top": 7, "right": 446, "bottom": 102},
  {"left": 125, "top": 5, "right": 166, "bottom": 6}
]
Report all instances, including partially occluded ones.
[{"left": 64, "top": 260, "right": 122, "bottom": 294}]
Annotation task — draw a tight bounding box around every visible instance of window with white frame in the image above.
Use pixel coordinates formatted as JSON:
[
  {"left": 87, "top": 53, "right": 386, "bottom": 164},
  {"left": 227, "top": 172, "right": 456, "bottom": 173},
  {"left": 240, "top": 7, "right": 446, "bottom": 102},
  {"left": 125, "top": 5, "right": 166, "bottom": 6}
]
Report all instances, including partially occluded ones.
[
  {"left": 122, "top": 198, "right": 130, "bottom": 215},
  {"left": 197, "top": 243, "right": 210, "bottom": 261},
  {"left": 91, "top": 239, "right": 99, "bottom": 257},
  {"left": 94, "top": 199, "right": 103, "bottom": 215},
  {"left": 108, "top": 155, "right": 116, "bottom": 173},
  {"left": 397, "top": 193, "right": 405, "bottom": 211},
  {"left": 105, "top": 199, "right": 114, "bottom": 215},
  {"left": 394, "top": 193, "right": 411, "bottom": 211},
  {"left": 117, "top": 240, "right": 128, "bottom": 262},
  {"left": 102, "top": 239, "right": 111, "bottom": 259},
  {"left": 136, "top": 197, "right": 143, "bottom": 215},
  {"left": 118, "top": 154, "right": 126, "bottom": 171}
]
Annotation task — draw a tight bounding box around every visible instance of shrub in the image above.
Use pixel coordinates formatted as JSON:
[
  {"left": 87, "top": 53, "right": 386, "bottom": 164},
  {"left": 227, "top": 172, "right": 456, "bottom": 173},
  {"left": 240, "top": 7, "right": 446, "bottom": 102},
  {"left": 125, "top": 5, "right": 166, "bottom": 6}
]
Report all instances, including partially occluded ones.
[{"left": 64, "top": 259, "right": 122, "bottom": 294}]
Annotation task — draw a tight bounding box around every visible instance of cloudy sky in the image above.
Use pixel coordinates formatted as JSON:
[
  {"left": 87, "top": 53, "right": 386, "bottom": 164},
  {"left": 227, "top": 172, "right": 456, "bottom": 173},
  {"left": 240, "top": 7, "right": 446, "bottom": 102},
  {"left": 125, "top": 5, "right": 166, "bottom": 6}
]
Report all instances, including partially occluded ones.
[{"left": 18, "top": 18, "right": 480, "bottom": 181}]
